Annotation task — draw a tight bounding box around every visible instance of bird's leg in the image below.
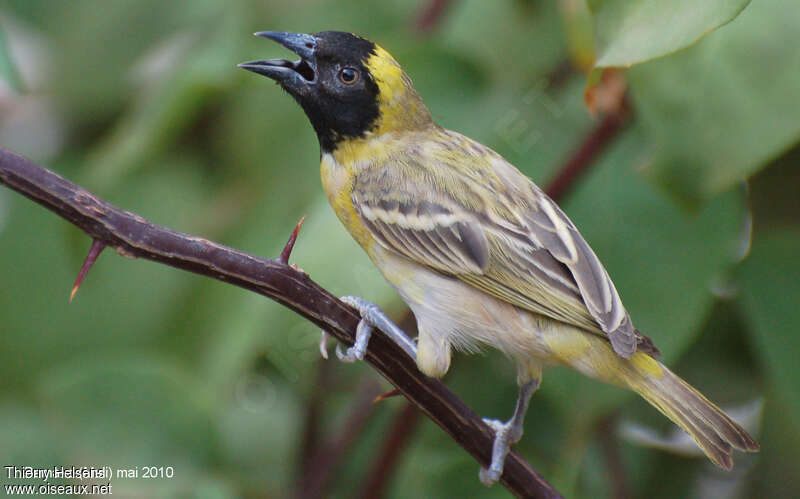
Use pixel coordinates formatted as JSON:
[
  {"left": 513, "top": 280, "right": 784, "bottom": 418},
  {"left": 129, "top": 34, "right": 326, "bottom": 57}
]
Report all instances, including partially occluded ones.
[
  {"left": 479, "top": 378, "right": 540, "bottom": 486},
  {"left": 320, "top": 296, "right": 417, "bottom": 362}
]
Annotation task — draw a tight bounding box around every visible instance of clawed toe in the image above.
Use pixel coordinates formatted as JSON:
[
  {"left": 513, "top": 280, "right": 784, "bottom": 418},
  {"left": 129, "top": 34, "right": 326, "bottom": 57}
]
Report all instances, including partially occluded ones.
[
  {"left": 482, "top": 418, "right": 506, "bottom": 433},
  {"left": 335, "top": 343, "right": 364, "bottom": 362},
  {"left": 319, "top": 331, "right": 331, "bottom": 359},
  {"left": 479, "top": 466, "right": 502, "bottom": 486},
  {"left": 320, "top": 295, "right": 417, "bottom": 363},
  {"left": 479, "top": 418, "right": 517, "bottom": 486}
]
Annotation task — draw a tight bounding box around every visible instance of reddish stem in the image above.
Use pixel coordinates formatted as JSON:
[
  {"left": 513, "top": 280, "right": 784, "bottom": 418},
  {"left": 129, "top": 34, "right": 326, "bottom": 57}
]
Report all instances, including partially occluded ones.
[
  {"left": 373, "top": 389, "right": 402, "bottom": 404},
  {"left": 545, "top": 96, "right": 631, "bottom": 202},
  {"left": 359, "top": 403, "right": 422, "bottom": 499},
  {"left": 416, "top": 0, "right": 455, "bottom": 32},
  {"left": 298, "top": 380, "right": 381, "bottom": 498}
]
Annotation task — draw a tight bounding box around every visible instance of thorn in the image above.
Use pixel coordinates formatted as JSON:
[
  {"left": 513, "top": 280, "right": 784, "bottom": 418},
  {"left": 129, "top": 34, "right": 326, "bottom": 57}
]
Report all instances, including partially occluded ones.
[
  {"left": 70, "top": 239, "right": 106, "bottom": 302},
  {"left": 279, "top": 215, "right": 306, "bottom": 264},
  {"left": 373, "top": 389, "right": 402, "bottom": 404}
]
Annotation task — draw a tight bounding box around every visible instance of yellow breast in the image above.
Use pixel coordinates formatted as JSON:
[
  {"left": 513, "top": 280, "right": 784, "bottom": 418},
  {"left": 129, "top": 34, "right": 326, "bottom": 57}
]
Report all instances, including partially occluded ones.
[{"left": 320, "top": 152, "right": 375, "bottom": 251}]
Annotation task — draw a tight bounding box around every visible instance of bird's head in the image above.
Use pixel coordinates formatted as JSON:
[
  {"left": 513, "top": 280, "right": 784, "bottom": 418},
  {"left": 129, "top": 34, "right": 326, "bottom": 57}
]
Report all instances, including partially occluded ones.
[{"left": 239, "top": 31, "right": 432, "bottom": 152}]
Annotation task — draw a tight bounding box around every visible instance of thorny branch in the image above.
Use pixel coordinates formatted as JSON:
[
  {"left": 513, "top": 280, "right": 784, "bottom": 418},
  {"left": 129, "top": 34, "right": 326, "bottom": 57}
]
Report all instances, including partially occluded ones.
[{"left": 0, "top": 146, "right": 561, "bottom": 499}]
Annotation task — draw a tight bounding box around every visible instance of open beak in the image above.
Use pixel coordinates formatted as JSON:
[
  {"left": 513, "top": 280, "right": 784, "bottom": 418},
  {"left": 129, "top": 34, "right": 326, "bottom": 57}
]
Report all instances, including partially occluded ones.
[{"left": 238, "top": 31, "right": 318, "bottom": 91}]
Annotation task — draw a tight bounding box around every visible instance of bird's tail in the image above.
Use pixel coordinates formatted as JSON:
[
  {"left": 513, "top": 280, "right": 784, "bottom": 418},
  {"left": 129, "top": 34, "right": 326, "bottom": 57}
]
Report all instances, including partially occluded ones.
[{"left": 625, "top": 355, "right": 760, "bottom": 468}]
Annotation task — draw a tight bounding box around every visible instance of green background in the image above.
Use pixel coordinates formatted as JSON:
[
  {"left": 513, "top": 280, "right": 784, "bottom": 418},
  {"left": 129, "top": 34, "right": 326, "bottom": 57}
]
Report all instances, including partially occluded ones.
[{"left": 1, "top": 1, "right": 797, "bottom": 497}]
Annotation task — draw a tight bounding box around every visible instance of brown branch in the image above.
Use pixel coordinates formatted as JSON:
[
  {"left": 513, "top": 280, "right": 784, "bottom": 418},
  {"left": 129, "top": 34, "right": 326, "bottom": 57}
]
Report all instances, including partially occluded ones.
[{"left": 0, "top": 146, "right": 561, "bottom": 499}]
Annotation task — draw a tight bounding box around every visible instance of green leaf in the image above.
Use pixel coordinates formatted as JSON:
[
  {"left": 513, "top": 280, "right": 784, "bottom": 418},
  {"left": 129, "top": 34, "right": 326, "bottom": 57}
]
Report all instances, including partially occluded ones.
[
  {"left": 628, "top": 0, "right": 800, "bottom": 204},
  {"left": 589, "top": 0, "right": 750, "bottom": 68},
  {"left": 739, "top": 230, "right": 800, "bottom": 423},
  {"left": 559, "top": 0, "right": 596, "bottom": 69}
]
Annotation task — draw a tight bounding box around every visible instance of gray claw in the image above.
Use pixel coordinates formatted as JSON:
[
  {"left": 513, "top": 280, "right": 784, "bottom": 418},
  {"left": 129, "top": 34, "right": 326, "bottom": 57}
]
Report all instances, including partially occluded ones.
[
  {"left": 479, "top": 419, "right": 513, "bottom": 486},
  {"left": 319, "top": 331, "right": 330, "bottom": 359},
  {"left": 478, "top": 379, "right": 539, "bottom": 486},
  {"left": 335, "top": 343, "right": 364, "bottom": 362},
  {"left": 323, "top": 295, "right": 417, "bottom": 364},
  {"left": 479, "top": 466, "right": 501, "bottom": 487}
]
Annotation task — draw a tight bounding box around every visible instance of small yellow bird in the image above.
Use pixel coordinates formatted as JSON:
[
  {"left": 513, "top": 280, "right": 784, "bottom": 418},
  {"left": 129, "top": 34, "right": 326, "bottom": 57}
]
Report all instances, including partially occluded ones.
[{"left": 240, "top": 31, "right": 759, "bottom": 484}]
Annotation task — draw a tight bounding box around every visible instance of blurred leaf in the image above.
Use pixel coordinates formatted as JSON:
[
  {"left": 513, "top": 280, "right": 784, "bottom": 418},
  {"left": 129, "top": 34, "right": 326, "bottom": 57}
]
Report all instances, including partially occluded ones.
[
  {"left": 560, "top": 0, "right": 595, "bottom": 70},
  {"left": 216, "top": 71, "right": 320, "bottom": 184},
  {"left": 442, "top": 0, "right": 566, "bottom": 86},
  {"left": 748, "top": 145, "right": 800, "bottom": 233},
  {"left": 217, "top": 378, "right": 302, "bottom": 495},
  {"left": 38, "top": 355, "right": 217, "bottom": 463},
  {"left": 628, "top": 0, "right": 800, "bottom": 204},
  {"left": 390, "top": 41, "right": 486, "bottom": 120},
  {"left": 751, "top": 393, "right": 800, "bottom": 498},
  {"left": 0, "top": 22, "right": 22, "bottom": 91},
  {"left": 83, "top": 10, "right": 244, "bottom": 191},
  {"left": 589, "top": 0, "right": 750, "bottom": 68},
  {"left": 0, "top": 156, "right": 212, "bottom": 395},
  {"left": 738, "top": 229, "right": 800, "bottom": 423},
  {"left": 454, "top": 79, "right": 596, "bottom": 183},
  {"left": 35, "top": 355, "right": 227, "bottom": 497},
  {"left": 0, "top": 404, "right": 62, "bottom": 470},
  {"left": 21, "top": 0, "right": 226, "bottom": 123}
]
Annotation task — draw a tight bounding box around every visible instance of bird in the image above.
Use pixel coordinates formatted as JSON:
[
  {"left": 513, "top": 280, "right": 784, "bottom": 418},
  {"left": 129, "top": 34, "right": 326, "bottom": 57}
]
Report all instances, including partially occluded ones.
[{"left": 239, "top": 30, "right": 759, "bottom": 485}]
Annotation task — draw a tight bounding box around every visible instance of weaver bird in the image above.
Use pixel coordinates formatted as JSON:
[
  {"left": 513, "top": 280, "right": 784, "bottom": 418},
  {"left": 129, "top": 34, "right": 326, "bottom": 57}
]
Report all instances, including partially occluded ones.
[{"left": 240, "top": 31, "right": 759, "bottom": 485}]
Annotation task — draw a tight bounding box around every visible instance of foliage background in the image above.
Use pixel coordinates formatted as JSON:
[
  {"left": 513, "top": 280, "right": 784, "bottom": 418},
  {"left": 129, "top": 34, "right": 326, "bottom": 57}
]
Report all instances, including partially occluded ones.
[{"left": 1, "top": 0, "right": 798, "bottom": 497}]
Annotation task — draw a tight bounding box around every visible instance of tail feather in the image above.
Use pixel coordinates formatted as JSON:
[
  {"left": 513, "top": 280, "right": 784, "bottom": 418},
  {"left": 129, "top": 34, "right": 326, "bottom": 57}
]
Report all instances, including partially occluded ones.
[
  {"left": 630, "top": 361, "right": 760, "bottom": 469},
  {"left": 651, "top": 378, "right": 734, "bottom": 467}
]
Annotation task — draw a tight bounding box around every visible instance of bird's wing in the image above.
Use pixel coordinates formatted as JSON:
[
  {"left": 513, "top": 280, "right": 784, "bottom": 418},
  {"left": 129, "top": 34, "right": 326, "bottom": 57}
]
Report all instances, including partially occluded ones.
[{"left": 351, "top": 133, "right": 653, "bottom": 358}]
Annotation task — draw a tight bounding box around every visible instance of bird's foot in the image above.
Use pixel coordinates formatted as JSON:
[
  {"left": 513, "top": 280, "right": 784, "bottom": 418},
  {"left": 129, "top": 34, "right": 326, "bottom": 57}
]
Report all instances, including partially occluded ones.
[
  {"left": 478, "top": 417, "right": 524, "bottom": 486},
  {"left": 319, "top": 296, "right": 417, "bottom": 362}
]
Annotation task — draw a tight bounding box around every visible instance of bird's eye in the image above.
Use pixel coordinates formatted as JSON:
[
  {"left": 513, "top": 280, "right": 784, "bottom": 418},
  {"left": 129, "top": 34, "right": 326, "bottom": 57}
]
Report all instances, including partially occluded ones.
[{"left": 338, "top": 67, "right": 359, "bottom": 85}]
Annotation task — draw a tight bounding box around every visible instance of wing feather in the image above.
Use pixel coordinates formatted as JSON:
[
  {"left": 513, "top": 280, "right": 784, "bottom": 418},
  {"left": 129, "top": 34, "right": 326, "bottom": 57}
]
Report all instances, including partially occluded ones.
[
  {"left": 359, "top": 197, "right": 489, "bottom": 274},
  {"left": 350, "top": 133, "right": 656, "bottom": 358}
]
